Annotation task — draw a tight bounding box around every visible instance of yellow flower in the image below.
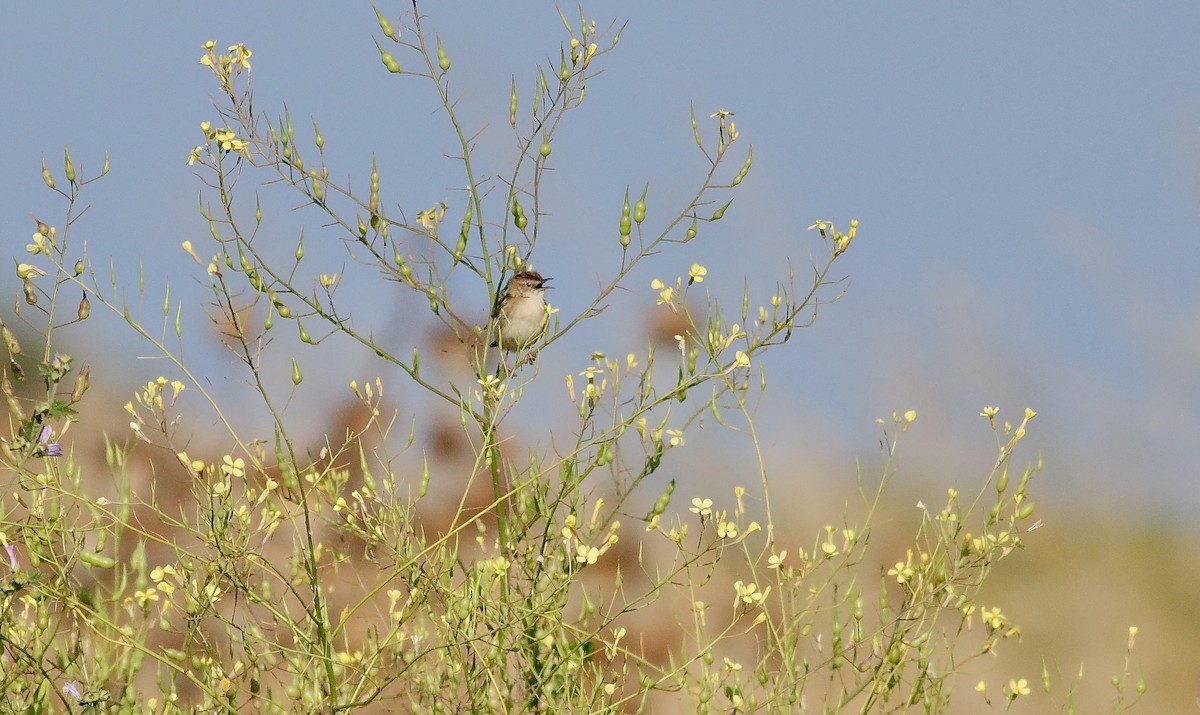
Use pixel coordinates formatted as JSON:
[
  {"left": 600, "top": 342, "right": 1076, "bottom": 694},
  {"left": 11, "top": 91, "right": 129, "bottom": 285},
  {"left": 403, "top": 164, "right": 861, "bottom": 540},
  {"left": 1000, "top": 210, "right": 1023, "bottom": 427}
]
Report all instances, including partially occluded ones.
[
  {"left": 227, "top": 43, "right": 252, "bottom": 71},
  {"left": 687, "top": 263, "right": 707, "bottom": 284},
  {"left": 221, "top": 454, "right": 245, "bottom": 478}
]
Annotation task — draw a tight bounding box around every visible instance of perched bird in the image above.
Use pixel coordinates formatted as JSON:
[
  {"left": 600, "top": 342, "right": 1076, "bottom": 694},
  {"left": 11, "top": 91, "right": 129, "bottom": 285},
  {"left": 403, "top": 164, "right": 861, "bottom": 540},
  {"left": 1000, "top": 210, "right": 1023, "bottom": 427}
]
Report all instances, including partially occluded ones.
[{"left": 491, "top": 271, "right": 551, "bottom": 357}]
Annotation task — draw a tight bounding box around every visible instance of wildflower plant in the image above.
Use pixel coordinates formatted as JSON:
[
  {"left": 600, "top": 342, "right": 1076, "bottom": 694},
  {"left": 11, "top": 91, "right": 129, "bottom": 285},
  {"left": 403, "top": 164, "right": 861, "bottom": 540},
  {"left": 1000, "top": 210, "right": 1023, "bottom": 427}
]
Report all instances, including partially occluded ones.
[{"left": 0, "top": 4, "right": 1141, "bottom": 714}]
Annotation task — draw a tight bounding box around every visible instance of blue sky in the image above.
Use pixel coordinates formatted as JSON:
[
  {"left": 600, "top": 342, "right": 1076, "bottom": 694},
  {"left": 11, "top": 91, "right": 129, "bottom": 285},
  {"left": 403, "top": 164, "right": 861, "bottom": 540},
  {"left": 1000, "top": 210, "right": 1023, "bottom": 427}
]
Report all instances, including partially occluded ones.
[{"left": 3, "top": 4, "right": 1199, "bottom": 519}]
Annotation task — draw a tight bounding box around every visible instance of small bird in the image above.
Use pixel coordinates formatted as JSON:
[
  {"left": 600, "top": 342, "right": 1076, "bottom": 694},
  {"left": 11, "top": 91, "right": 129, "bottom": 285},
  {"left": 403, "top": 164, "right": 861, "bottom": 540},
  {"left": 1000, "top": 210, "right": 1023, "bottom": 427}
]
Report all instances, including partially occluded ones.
[{"left": 491, "top": 271, "right": 551, "bottom": 359}]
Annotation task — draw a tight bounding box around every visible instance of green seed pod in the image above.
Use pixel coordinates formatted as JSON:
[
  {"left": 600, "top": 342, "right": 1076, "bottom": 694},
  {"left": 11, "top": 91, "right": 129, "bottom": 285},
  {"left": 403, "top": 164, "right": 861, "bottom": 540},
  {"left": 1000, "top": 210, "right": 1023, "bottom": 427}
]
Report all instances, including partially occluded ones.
[
  {"left": 101, "top": 152, "right": 111, "bottom": 176},
  {"left": 74, "top": 259, "right": 84, "bottom": 276},
  {"left": 313, "top": 121, "right": 324, "bottom": 150},
  {"left": 711, "top": 199, "right": 732, "bottom": 222},
  {"left": 63, "top": 146, "right": 76, "bottom": 183},
  {"left": 509, "top": 78, "right": 518, "bottom": 127},
  {"left": 77, "top": 293, "right": 91, "bottom": 321},
  {"left": 1, "top": 372, "right": 21, "bottom": 417},
  {"left": 23, "top": 279, "right": 37, "bottom": 305},
  {"left": 996, "top": 465, "right": 1009, "bottom": 494},
  {"left": 539, "top": 140, "right": 552, "bottom": 157},
  {"left": 1017, "top": 501, "right": 1036, "bottom": 519},
  {"left": 79, "top": 551, "right": 117, "bottom": 569},
  {"left": 70, "top": 365, "right": 90, "bottom": 404},
  {"left": 298, "top": 322, "right": 313, "bottom": 344},
  {"left": 291, "top": 358, "right": 302, "bottom": 385},
  {"left": 732, "top": 146, "right": 753, "bottom": 186},
  {"left": 419, "top": 455, "right": 430, "bottom": 498},
  {"left": 647, "top": 479, "right": 675, "bottom": 518},
  {"left": 512, "top": 198, "right": 527, "bottom": 230},
  {"left": 436, "top": 37, "right": 451, "bottom": 72},
  {"left": 374, "top": 7, "right": 396, "bottom": 39},
  {"left": 619, "top": 190, "right": 631, "bottom": 246},
  {"left": 634, "top": 183, "right": 648, "bottom": 224},
  {"left": 311, "top": 177, "right": 324, "bottom": 204},
  {"left": 263, "top": 306, "right": 274, "bottom": 330},
  {"left": 375, "top": 40, "right": 401, "bottom": 73},
  {"left": 41, "top": 158, "right": 55, "bottom": 189},
  {"left": 458, "top": 201, "right": 473, "bottom": 251},
  {"left": 2, "top": 325, "right": 20, "bottom": 356},
  {"left": 275, "top": 301, "right": 291, "bottom": 319},
  {"left": 686, "top": 220, "right": 697, "bottom": 240},
  {"left": 368, "top": 163, "right": 381, "bottom": 220}
]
